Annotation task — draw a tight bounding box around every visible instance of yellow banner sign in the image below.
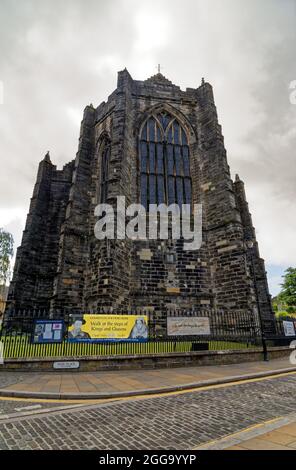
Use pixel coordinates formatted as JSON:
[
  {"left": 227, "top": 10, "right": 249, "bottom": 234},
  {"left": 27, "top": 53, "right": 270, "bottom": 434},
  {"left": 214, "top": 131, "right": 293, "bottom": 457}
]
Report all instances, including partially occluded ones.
[{"left": 68, "top": 314, "right": 148, "bottom": 342}]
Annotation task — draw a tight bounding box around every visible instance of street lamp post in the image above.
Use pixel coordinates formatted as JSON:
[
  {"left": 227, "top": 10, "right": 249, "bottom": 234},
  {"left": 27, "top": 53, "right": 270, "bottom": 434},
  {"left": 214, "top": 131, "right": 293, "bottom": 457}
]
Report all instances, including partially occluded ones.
[{"left": 246, "top": 240, "right": 269, "bottom": 362}]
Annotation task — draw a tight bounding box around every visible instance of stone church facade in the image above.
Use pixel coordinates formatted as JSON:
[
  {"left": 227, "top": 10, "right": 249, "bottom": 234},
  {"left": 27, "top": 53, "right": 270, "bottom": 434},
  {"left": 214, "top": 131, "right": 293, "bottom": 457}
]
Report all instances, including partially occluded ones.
[{"left": 6, "top": 69, "right": 274, "bottom": 330}]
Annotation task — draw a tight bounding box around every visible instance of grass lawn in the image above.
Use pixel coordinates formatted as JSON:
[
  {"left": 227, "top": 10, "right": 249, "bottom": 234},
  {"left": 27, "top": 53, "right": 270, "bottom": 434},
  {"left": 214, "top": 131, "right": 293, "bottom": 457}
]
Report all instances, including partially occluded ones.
[{"left": 0, "top": 334, "right": 254, "bottom": 359}]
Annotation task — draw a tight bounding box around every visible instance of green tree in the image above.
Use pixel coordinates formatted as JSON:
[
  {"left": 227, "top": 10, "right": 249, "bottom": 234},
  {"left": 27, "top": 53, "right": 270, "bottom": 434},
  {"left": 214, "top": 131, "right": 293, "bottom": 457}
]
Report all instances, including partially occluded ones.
[
  {"left": 278, "top": 267, "right": 296, "bottom": 308},
  {"left": 0, "top": 228, "right": 14, "bottom": 291}
]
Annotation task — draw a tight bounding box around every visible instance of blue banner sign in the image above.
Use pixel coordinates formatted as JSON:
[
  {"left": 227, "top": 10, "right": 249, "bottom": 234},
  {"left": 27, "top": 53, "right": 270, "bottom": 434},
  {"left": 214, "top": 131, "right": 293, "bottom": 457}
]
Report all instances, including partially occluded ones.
[{"left": 32, "top": 320, "right": 64, "bottom": 344}]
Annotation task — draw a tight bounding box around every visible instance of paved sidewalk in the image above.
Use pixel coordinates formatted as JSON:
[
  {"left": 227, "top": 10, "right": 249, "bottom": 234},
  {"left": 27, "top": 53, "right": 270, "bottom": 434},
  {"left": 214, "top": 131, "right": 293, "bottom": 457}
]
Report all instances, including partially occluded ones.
[
  {"left": 195, "top": 411, "right": 296, "bottom": 450},
  {"left": 0, "top": 357, "right": 295, "bottom": 399},
  {"left": 227, "top": 421, "right": 296, "bottom": 450}
]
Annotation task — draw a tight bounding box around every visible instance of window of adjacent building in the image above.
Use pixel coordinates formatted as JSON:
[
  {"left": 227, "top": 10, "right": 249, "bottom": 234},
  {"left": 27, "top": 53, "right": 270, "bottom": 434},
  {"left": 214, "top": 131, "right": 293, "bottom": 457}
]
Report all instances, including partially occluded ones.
[{"left": 139, "top": 112, "right": 191, "bottom": 210}]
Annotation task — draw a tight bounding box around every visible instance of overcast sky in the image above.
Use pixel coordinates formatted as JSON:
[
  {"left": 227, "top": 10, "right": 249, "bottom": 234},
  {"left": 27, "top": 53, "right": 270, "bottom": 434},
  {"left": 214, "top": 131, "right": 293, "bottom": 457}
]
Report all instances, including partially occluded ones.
[{"left": 0, "top": 0, "right": 295, "bottom": 295}]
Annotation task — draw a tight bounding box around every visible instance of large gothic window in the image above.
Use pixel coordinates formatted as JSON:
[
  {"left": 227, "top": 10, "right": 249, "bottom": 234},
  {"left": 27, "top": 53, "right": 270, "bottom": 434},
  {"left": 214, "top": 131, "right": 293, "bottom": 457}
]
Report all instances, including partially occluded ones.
[
  {"left": 100, "top": 139, "right": 110, "bottom": 204},
  {"left": 139, "top": 112, "right": 191, "bottom": 209}
]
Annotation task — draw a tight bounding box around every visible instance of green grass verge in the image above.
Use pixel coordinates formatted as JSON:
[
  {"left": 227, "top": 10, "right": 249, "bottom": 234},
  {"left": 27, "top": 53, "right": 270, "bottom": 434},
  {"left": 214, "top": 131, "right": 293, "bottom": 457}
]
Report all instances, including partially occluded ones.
[{"left": 0, "top": 335, "right": 253, "bottom": 359}]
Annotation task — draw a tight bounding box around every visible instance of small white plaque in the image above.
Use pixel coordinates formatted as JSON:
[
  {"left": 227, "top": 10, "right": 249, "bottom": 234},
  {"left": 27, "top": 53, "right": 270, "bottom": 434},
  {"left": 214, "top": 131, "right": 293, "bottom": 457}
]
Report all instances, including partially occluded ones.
[
  {"left": 53, "top": 361, "right": 80, "bottom": 369},
  {"left": 283, "top": 321, "right": 296, "bottom": 337}
]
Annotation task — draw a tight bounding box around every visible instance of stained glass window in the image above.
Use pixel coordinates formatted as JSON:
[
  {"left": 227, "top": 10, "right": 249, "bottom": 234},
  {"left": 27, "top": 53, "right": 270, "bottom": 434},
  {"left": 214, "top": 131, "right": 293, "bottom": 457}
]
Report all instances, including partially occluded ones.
[{"left": 139, "top": 113, "right": 191, "bottom": 209}]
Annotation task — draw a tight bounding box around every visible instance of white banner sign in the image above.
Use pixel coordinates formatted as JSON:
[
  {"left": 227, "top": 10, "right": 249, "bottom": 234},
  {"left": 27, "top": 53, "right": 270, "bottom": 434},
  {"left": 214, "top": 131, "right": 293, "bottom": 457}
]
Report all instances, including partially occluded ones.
[
  {"left": 283, "top": 321, "right": 296, "bottom": 337},
  {"left": 167, "top": 317, "right": 211, "bottom": 336}
]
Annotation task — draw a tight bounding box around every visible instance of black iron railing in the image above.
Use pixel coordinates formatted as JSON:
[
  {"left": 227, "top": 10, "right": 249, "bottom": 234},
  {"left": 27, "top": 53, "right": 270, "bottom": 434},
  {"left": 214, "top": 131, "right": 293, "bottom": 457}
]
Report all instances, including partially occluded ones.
[{"left": 0, "top": 309, "right": 294, "bottom": 360}]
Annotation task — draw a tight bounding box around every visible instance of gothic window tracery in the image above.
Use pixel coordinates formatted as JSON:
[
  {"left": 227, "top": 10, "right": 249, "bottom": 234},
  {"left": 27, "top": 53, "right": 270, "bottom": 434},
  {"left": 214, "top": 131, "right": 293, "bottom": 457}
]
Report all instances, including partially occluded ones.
[{"left": 139, "top": 112, "right": 191, "bottom": 209}]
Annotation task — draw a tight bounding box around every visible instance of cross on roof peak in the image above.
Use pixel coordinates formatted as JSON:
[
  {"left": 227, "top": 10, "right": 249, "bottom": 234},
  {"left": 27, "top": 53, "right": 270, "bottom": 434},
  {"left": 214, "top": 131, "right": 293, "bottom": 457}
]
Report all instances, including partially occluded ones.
[{"left": 156, "top": 64, "right": 163, "bottom": 74}]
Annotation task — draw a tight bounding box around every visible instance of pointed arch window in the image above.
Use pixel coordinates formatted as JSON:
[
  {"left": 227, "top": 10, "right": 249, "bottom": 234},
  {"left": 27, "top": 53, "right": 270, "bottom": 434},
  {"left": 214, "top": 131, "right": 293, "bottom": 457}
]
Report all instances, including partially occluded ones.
[
  {"left": 139, "top": 112, "right": 191, "bottom": 209},
  {"left": 100, "top": 139, "right": 111, "bottom": 204}
]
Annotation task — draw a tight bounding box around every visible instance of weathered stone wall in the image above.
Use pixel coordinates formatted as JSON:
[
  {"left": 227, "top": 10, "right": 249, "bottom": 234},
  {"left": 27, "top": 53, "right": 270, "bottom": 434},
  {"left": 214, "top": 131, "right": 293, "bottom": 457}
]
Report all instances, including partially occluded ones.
[
  {"left": 234, "top": 175, "right": 275, "bottom": 332},
  {"left": 7, "top": 155, "right": 74, "bottom": 311},
  {"left": 50, "top": 105, "right": 96, "bottom": 313}
]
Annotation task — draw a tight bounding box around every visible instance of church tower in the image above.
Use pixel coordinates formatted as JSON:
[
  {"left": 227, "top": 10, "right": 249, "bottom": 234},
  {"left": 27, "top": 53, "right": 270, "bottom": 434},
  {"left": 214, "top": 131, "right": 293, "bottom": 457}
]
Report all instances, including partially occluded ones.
[{"left": 6, "top": 69, "right": 275, "bottom": 332}]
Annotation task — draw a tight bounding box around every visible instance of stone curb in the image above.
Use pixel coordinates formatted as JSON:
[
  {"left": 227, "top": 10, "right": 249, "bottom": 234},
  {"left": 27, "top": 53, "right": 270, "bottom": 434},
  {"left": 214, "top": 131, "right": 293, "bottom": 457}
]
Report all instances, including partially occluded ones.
[
  {"left": 0, "top": 366, "right": 295, "bottom": 400},
  {"left": 193, "top": 411, "right": 296, "bottom": 450}
]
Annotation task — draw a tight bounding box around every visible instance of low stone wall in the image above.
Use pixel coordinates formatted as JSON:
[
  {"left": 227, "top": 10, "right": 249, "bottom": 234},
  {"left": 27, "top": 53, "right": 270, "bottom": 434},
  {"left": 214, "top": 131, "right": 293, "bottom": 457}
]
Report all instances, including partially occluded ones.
[{"left": 0, "top": 346, "right": 291, "bottom": 372}]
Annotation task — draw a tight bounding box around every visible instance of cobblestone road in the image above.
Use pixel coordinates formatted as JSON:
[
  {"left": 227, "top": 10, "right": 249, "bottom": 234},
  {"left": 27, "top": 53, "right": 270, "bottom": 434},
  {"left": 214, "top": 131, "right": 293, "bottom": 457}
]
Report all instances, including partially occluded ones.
[{"left": 0, "top": 374, "right": 296, "bottom": 450}]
